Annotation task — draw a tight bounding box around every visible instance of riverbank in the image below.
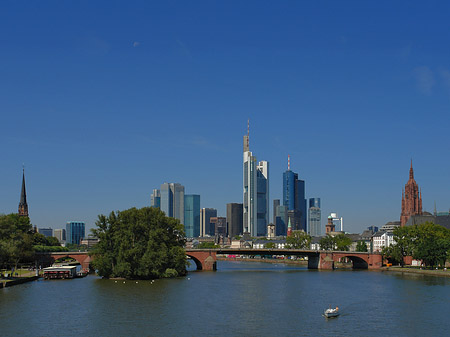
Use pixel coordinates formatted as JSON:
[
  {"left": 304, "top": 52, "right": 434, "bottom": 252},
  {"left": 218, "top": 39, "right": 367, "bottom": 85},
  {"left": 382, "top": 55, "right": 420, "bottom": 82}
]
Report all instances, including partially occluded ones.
[
  {"left": 0, "top": 276, "right": 40, "bottom": 289},
  {"left": 383, "top": 266, "right": 450, "bottom": 278}
]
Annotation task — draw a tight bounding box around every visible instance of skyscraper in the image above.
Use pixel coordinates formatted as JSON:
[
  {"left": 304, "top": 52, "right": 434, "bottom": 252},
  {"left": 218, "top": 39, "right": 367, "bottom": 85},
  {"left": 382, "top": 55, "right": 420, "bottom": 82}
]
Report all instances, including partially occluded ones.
[
  {"left": 400, "top": 161, "right": 423, "bottom": 226},
  {"left": 227, "top": 203, "right": 243, "bottom": 238},
  {"left": 18, "top": 167, "right": 28, "bottom": 217},
  {"left": 282, "top": 156, "right": 306, "bottom": 231},
  {"left": 243, "top": 121, "right": 269, "bottom": 236},
  {"left": 54, "top": 228, "right": 66, "bottom": 243},
  {"left": 150, "top": 189, "right": 161, "bottom": 208},
  {"left": 200, "top": 208, "right": 217, "bottom": 236},
  {"left": 66, "top": 221, "right": 85, "bottom": 245},
  {"left": 308, "top": 198, "right": 321, "bottom": 236},
  {"left": 274, "top": 203, "right": 288, "bottom": 236},
  {"left": 184, "top": 194, "right": 200, "bottom": 238},
  {"left": 160, "top": 183, "right": 185, "bottom": 224}
]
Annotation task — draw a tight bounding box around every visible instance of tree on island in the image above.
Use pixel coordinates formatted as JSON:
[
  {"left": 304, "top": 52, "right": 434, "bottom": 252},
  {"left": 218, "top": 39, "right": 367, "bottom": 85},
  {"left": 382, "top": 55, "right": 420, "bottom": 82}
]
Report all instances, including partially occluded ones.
[
  {"left": 286, "top": 230, "right": 311, "bottom": 249},
  {"left": 90, "top": 207, "right": 187, "bottom": 279}
]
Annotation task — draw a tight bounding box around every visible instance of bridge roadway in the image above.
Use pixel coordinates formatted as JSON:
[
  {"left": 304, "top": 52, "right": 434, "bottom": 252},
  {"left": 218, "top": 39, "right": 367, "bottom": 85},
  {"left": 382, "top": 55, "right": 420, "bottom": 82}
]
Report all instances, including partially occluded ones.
[
  {"left": 185, "top": 248, "right": 383, "bottom": 271},
  {"left": 36, "top": 249, "right": 383, "bottom": 272}
]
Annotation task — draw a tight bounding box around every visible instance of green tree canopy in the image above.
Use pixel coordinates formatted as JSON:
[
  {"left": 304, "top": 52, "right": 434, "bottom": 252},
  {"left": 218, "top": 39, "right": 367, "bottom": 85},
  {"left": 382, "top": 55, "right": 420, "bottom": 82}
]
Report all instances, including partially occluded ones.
[
  {"left": 90, "top": 207, "right": 187, "bottom": 279},
  {"left": 265, "top": 241, "right": 276, "bottom": 249},
  {"left": 335, "top": 234, "right": 352, "bottom": 251},
  {"left": 286, "top": 231, "right": 311, "bottom": 249},
  {"left": 356, "top": 241, "right": 368, "bottom": 252},
  {"left": 319, "top": 234, "right": 335, "bottom": 251}
]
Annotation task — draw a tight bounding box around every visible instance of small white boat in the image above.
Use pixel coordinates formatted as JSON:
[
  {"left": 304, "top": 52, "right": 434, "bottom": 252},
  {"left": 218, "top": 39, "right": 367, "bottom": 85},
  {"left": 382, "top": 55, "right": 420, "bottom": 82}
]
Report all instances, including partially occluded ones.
[{"left": 324, "top": 306, "right": 340, "bottom": 318}]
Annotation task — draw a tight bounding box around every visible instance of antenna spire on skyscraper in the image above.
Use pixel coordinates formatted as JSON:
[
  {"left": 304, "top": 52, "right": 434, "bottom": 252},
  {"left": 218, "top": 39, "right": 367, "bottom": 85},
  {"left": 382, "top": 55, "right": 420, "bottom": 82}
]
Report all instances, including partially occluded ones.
[{"left": 288, "top": 154, "right": 290, "bottom": 171}]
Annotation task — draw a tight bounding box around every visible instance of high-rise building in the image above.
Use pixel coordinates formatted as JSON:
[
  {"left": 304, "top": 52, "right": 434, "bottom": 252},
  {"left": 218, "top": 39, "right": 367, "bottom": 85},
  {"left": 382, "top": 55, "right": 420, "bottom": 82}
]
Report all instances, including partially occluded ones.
[
  {"left": 308, "top": 198, "right": 321, "bottom": 236},
  {"left": 211, "top": 217, "right": 227, "bottom": 236},
  {"left": 38, "top": 228, "right": 53, "bottom": 237},
  {"left": 273, "top": 199, "right": 280, "bottom": 225},
  {"left": 227, "top": 203, "right": 243, "bottom": 238},
  {"left": 160, "top": 183, "right": 185, "bottom": 224},
  {"left": 400, "top": 161, "right": 423, "bottom": 226},
  {"left": 54, "top": 228, "right": 66, "bottom": 243},
  {"left": 274, "top": 204, "right": 288, "bottom": 236},
  {"left": 66, "top": 221, "right": 85, "bottom": 245},
  {"left": 243, "top": 121, "right": 269, "bottom": 236},
  {"left": 18, "top": 167, "right": 28, "bottom": 217},
  {"left": 150, "top": 189, "right": 161, "bottom": 208},
  {"left": 282, "top": 156, "right": 306, "bottom": 231},
  {"left": 184, "top": 194, "right": 200, "bottom": 238},
  {"left": 200, "top": 208, "right": 217, "bottom": 237}
]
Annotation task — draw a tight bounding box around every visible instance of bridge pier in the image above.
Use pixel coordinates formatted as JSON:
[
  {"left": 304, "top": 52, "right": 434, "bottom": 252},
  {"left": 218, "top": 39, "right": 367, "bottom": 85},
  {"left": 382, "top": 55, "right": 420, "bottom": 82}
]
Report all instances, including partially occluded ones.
[
  {"left": 318, "top": 252, "right": 335, "bottom": 270},
  {"left": 186, "top": 251, "right": 217, "bottom": 271}
]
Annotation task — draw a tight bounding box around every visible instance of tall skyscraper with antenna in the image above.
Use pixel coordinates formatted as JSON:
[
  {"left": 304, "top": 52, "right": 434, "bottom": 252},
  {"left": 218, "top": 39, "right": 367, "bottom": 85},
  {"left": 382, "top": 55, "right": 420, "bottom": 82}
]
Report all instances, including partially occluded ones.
[
  {"left": 243, "top": 121, "right": 269, "bottom": 236},
  {"left": 282, "top": 155, "right": 306, "bottom": 232}
]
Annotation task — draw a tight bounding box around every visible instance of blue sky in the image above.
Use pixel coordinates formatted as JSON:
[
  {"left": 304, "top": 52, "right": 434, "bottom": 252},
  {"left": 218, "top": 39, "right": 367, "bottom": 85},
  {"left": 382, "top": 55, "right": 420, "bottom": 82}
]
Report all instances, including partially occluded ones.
[{"left": 1, "top": 1, "right": 449, "bottom": 233}]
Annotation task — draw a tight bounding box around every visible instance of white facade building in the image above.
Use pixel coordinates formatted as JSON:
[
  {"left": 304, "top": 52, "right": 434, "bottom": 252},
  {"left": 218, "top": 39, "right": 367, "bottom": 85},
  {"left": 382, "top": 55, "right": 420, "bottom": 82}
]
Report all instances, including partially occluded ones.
[{"left": 372, "top": 231, "right": 396, "bottom": 252}]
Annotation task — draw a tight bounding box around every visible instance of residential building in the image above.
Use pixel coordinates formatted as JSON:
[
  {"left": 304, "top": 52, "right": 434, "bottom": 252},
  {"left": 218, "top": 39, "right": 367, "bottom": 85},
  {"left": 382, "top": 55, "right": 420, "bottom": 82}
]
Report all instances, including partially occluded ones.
[
  {"left": 150, "top": 189, "right": 161, "bottom": 208},
  {"left": 372, "top": 231, "right": 395, "bottom": 252},
  {"left": 308, "top": 198, "right": 321, "bottom": 237},
  {"left": 38, "top": 228, "right": 53, "bottom": 237},
  {"left": 200, "top": 208, "right": 217, "bottom": 237},
  {"left": 160, "top": 182, "right": 185, "bottom": 224},
  {"left": 400, "top": 161, "right": 423, "bottom": 226},
  {"left": 184, "top": 194, "right": 200, "bottom": 238},
  {"left": 282, "top": 156, "right": 306, "bottom": 231},
  {"left": 54, "top": 228, "right": 66, "bottom": 243},
  {"left": 227, "top": 203, "right": 243, "bottom": 238},
  {"left": 66, "top": 221, "right": 85, "bottom": 245},
  {"left": 243, "top": 122, "right": 269, "bottom": 236}
]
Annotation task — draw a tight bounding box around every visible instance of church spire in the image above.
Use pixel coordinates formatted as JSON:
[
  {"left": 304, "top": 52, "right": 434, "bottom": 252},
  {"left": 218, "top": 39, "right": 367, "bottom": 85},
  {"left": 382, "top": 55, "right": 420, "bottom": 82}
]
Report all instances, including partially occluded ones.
[
  {"left": 409, "top": 159, "right": 414, "bottom": 180},
  {"left": 18, "top": 166, "right": 29, "bottom": 217}
]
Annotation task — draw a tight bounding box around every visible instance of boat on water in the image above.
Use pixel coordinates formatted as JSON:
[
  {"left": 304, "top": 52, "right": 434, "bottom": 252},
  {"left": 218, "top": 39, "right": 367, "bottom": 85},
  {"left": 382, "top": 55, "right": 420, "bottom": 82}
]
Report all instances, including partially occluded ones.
[{"left": 323, "top": 306, "right": 340, "bottom": 318}]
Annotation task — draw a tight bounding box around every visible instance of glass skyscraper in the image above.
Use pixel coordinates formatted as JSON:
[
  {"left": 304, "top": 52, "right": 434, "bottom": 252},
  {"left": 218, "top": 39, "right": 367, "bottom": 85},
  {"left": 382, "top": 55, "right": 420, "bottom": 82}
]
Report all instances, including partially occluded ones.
[
  {"left": 282, "top": 167, "right": 307, "bottom": 231},
  {"left": 200, "top": 208, "right": 217, "bottom": 236},
  {"left": 160, "top": 182, "right": 185, "bottom": 224},
  {"left": 184, "top": 194, "right": 200, "bottom": 238},
  {"left": 66, "top": 221, "right": 85, "bottom": 245},
  {"left": 308, "top": 198, "right": 321, "bottom": 236},
  {"left": 150, "top": 189, "right": 161, "bottom": 208}
]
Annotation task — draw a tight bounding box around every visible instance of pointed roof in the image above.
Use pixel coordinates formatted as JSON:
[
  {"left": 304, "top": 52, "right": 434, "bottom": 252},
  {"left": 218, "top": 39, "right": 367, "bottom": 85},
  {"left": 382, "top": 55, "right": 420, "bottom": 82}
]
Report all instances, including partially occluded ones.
[
  {"left": 19, "top": 167, "right": 27, "bottom": 206},
  {"left": 409, "top": 159, "right": 414, "bottom": 180}
]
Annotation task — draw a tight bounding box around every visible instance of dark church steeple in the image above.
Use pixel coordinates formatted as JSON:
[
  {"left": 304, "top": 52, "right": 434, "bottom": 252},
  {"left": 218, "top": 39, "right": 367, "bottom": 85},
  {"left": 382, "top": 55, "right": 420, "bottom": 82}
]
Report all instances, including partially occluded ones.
[{"left": 18, "top": 167, "right": 29, "bottom": 217}]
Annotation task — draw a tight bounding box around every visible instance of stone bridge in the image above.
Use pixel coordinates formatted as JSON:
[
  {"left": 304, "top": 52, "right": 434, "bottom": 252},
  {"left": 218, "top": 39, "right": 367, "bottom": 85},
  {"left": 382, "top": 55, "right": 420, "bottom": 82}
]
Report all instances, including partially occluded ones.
[
  {"left": 186, "top": 248, "right": 383, "bottom": 271},
  {"left": 35, "top": 252, "right": 92, "bottom": 270}
]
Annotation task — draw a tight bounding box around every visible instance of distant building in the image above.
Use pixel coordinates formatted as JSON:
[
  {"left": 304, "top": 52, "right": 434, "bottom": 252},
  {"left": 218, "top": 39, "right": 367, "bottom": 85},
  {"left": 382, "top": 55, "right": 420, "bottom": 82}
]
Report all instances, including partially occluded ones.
[
  {"left": 66, "top": 221, "right": 85, "bottom": 245},
  {"left": 372, "top": 231, "right": 395, "bottom": 252},
  {"left": 211, "top": 217, "right": 227, "bottom": 236},
  {"left": 400, "top": 161, "right": 423, "bottom": 226},
  {"left": 243, "top": 121, "right": 269, "bottom": 236},
  {"left": 380, "top": 221, "right": 400, "bottom": 233},
  {"left": 150, "top": 189, "right": 161, "bottom": 208},
  {"left": 406, "top": 214, "right": 450, "bottom": 230},
  {"left": 227, "top": 203, "right": 243, "bottom": 238},
  {"left": 18, "top": 168, "right": 29, "bottom": 217},
  {"left": 200, "top": 208, "right": 217, "bottom": 237},
  {"left": 282, "top": 156, "right": 306, "bottom": 231},
  {"left": 160, "top": 183, "right": 185, "bottom": 224},
  {"left": 54, "top": 228, "right": 66, "bottom": 243},
  {"left": 38, "top": 228, "right": 53, "bottom": 237},
  {"left": 274, "top": 204, "right": 288, "bottom": 236},
  {"left": 325, "top": 216, "right": 335, "bottom": 233},
  {"left": 80, "top": 236, "right": 99, "bottom": 249},
  {"left": 184, "top": 194, "right": 200, "bottom": 238},
  {"left": 308, "top": 198, "right": 321, "bottom": 237},
  {"left": 273, "top": 199, "right": 280, "bottom": 225},
  {"left": 267, "top": 223, "right": 275, "bottom": 239}
]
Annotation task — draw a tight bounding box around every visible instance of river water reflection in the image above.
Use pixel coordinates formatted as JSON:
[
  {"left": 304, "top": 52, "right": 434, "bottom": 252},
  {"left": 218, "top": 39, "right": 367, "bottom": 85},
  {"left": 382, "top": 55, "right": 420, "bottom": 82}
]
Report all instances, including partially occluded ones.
[{"left": 1, "top": 261, "right": 449, "bottom": 336}]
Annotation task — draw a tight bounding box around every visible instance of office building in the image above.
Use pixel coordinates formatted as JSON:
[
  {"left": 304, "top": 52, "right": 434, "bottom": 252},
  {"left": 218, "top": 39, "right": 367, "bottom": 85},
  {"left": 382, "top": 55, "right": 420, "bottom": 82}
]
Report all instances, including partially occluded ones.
[
  {"left": 184, "top": 194, "right": 200, "bottom": 238},
  {"left": 211, "top": 217, "right": 227, "bottom": 236},
  {"left": 150, "top": 189, "right": 161, "bottom": 208},
  {"left": 282, "top": 156, "right": 306, "bottom": 231},
  {"left": 200, "top": 208, "right": 217, "bottom": 237},
  {"left": 274, "top": 204, "right": 288, "bottom": 236},
  {"left": 273, "top": 199, "right": 280, "bottom": 225},
  {"left": 160, "top": 183, "right": 185, "bottom": 224},
  {"left": 243, "top": 121, "right": 269, "bottom": 236},
  {"left": 308, "top": 198, "right": 321, "bottom": 237},
  {"left": 54, "top": 228, "right": 66, "bottom": 243},
  {"left": 38, "top": 228, "right": 53, "bottom": 237},
  {"left": 66, "top": 221, "right": 85, "bottom": 245},
  {"left": 227, "top": 203, "right": 243, "bottom": 238}
]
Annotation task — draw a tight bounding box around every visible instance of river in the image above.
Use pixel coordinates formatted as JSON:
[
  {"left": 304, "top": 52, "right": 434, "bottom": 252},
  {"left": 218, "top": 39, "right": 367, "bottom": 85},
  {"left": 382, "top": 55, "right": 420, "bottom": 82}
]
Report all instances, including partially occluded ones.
[{"left": 1, "top": 261, "right": 449, "bottom": 336}]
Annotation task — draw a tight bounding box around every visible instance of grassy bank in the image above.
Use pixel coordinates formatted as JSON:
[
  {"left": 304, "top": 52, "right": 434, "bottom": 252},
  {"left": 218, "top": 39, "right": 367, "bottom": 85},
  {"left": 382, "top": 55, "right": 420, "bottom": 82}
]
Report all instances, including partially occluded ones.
[{"left": 383, "top": 266, "right": 450, "bottom": 278}]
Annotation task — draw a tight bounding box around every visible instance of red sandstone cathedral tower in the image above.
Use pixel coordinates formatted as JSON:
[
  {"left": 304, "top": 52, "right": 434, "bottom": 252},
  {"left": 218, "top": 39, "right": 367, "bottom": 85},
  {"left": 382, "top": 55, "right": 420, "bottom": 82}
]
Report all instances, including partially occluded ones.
[{"left": 400, "top": 161, "right": 422, "bottom": 226}]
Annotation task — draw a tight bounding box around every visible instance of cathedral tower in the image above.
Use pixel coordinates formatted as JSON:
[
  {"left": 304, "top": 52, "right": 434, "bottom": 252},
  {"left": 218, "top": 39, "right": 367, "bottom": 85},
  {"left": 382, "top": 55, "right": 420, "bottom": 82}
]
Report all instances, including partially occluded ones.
[{"left": 400, "top": 160, "right": 422, "bottom": 226}]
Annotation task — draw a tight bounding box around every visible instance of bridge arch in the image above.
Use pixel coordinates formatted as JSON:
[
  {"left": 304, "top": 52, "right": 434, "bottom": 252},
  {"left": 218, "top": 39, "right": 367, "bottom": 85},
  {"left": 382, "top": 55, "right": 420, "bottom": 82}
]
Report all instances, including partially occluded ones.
[
  {"left": 186, "top": 254, "right": 203, "bottom": 270},
  {"left": 185, "top": 251, "right": 217, "bottom": 271},
  {"left": 339, "top": 255, "right": 369, "bottom": 269}
]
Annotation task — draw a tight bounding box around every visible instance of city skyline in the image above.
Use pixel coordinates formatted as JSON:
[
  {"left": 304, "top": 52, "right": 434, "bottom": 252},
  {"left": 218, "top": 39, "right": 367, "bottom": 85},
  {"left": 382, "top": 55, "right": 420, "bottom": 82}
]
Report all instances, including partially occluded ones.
[{"left": 1, "top": 1, "right": 450, "bottom": 233}]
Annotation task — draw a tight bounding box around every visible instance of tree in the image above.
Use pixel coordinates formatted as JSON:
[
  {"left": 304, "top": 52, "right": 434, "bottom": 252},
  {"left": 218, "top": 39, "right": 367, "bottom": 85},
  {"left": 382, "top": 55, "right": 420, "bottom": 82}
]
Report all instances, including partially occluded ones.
[
  {"left": 335, "top": 234, "right": 352, "bottom": 251},
  {"left": 392, "top": 225, "right": 415, "bottom": 266},
  {"left": 265, "top": 242, "right": 276, "bottom": 249},
  {"left": 91, "top": 207, "right": 187, "bottom": 279},
  {"left": 319, "top": 234, "right": 335, "bottom": 251},
  {"left": 412, "top": 222, "right": 450, "bottom": 268},
  {"left": 286, "top": 231, "right": 311, "bottom": 249},
  {"left": 356, "top": 241, "right": 368, "bottom": 252}
]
